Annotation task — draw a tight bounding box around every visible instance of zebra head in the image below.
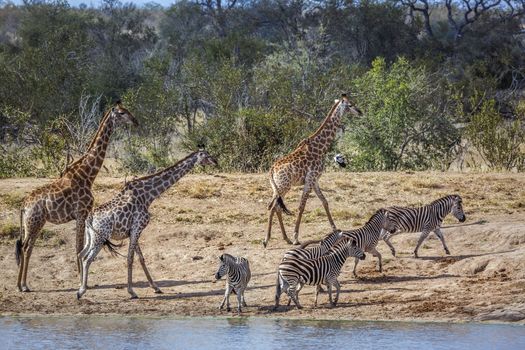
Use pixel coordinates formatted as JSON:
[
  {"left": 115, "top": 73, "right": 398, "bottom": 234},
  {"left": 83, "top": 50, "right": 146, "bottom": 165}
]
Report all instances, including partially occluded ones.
[
  {"left": 334, "top": 154, "right": 346, "bottom": 168},
  {"left": 378, "top": 209, "right": 398, "bottom": 240},
  {"left": 451, "top": 195, "right": 466, "bottom": 223},
  {"left": 215, "top": 254, "right": 231, "bottom": 280},
  {"left": 346, "top": 239, "right": 366, "bottom": 260},
  {"left": 320, "top": 229, "right": 343, "bottom": 250}
]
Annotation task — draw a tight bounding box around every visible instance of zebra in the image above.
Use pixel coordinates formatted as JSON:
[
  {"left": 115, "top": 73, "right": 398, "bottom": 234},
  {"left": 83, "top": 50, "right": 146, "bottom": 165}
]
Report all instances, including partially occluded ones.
[
  {"left": 282, "top": 229, "right": 343, "bottom": 261},
  {"left": 281, "top": 229, "right": 343, "bottom": 304},
  {"left": 380, "top": 195, "right": 466, "bottom": 258},
  {"left": 338, "top": 208, "right": 398, "bottom": 277},
  {"left": 274, "top": 239, "right": 365, "bottom": 310},
  {"left": 214, "top": 253, "right": 251, "bottom": 313}
]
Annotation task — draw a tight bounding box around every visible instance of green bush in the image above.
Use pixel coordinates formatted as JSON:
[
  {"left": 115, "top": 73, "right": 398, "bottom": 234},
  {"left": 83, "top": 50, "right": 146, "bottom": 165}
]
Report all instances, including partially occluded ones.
[
  {"left": 466, "top": 99, "right": 525, "bottom": 171},
  {"left": 340, "top": 57, "right": 460, "bottom": 171}
]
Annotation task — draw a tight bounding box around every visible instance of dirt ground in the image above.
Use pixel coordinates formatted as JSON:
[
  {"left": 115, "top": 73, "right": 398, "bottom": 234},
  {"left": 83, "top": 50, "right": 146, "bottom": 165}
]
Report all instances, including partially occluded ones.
[{"left": 0, "top": 172, "right": 524, "bottom": 323}]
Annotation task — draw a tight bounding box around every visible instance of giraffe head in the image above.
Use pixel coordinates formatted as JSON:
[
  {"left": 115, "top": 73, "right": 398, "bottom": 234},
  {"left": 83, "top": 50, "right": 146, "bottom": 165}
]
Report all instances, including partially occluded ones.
[
  {"left": 337, "top": 93, "right": 362, "bottom": 117},
  {"left": 111, "top": 100, "right": 139, "bottom": 127},
  {"left": 196, "top": 149, "right": 218, "bottom": 166}
]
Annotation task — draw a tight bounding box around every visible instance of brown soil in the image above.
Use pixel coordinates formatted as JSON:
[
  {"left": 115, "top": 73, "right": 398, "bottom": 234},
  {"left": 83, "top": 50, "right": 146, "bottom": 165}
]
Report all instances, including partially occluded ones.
[{"left": 0, "top": 172, "right": 524, "bottom": 323}]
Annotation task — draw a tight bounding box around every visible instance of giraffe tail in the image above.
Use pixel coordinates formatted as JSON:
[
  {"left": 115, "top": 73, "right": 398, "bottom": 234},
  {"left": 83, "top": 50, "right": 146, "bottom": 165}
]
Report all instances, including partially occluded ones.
[
  {"left": 103, "top": 240, "right": 125, "bottom": 258},
  {"left": 276, "top": 197, "right": 292, "bottom": 216},
  {"left": 15, "top": 209, "right": 24, "bottom": 266}
]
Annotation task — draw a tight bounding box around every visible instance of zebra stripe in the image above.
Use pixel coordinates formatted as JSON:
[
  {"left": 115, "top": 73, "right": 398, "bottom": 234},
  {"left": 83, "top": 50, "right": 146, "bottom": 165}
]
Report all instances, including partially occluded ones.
[
  {"left": 282, "top": 230, "right": 343, "bottom": 261},
  {"left": 381, "top": 195, "right": 466, "bottom": 258},
  {"left": 275, "top": 239, "right": 365, "bottom": 310},
  {"left": 215, "top": 253, "right": 251, "bottom": 313},
  {"left": 337, "top": 208, "right": 397, "bottom": 277}
]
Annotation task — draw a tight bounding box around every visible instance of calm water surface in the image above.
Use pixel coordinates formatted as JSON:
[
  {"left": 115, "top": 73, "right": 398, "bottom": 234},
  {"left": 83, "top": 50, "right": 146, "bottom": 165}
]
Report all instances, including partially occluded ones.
[{"left": 1, "top": 316, "right": 524, "bottom": 350}]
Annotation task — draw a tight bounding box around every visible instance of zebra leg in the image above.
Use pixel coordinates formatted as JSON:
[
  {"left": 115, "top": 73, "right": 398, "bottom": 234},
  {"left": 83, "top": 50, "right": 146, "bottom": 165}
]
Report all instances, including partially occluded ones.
[
  {"left": 241, "top": 291, "right": 247, "bottom": 307},
  {"left": 327, "top": 282, "right": 334, "bottom": 307},
  {"left": 287, "top": 281, "right": 302, "bottom": 309},
  {"left": 314, "top": 284, "right": 320, "bottom": 307},
  {"left": 313, "top": 182, "right": 336, "bottom": 231},
  {"left": 287, "top": 282, "right": 302, "bottom": 306},
  {"left": 220, "top": 284, "right": 232, "bottom": 311},
  {"left": 384, "top": 237, "right": 396, "bottom": 257},
  {"left": 236, "top": 288, "right": 243, "bottom": 314},
  {"left": 414, "top": 230, "right": 431, "bottom": 258},
  {"left": 434, "top": 228, "right": 450, "bottom": 255},
  {"left": 333, "top": 279, "right": 341, "bottom": 306},
  {"left": 369, "top": 247, "right": 382, "bottom": 273},
  {"left": 353, "top": 256, "right": 360, "bottom": 278}
]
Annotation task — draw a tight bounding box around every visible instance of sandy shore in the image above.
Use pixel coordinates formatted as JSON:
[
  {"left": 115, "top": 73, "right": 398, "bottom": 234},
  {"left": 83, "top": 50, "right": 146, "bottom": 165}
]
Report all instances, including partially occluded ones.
[{"left": 0, "top": 172, "right": 524, "bottom": 323}]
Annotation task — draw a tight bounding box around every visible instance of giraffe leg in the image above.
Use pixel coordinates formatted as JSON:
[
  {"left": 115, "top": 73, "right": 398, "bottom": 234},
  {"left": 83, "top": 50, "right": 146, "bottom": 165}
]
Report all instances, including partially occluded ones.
[
  {"left": 18, "top": 219, "right": 43, "bottom": 292},
  {"left": 414, "top": 230, "right": 431, "bottom": 258},
  {"left": 434, "top": 228, "right": 450, "bottom": 255},
  {"left": 75, "top": 216, "right": 87, "bottom": 276},
  {"left": 313, "top": 182, "right": 336, "bottom": 231},
  {"left": 263, "top": 207, "right": 275, "bottom": 248},
  {"left": 293, "top": 185, "right": 312, "bottom": 245},
  {"left": 77, "top": 241, "right": 103, "bottom": 299},
  {"left": 127, "top": 237, "right": 139, "bottom": 299},
  {"left": 135, "top": 244, "right": 162, "bottom": 294},
  {"left": 276, "top": 209, "right": 292, "bottom": 245}
]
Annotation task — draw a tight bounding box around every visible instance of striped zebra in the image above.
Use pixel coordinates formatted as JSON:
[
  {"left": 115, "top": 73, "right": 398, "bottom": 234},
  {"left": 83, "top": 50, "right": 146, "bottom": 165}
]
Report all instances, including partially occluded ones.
[
  {"left": 282, "top": 229, "right": 343, "bottom": 261},
  {"left": 281, "top": 229, "right": 343, "bottom": 304},
  {"left": 215, "top": 253, "right": 251, "bottom": 313},
  {"left": 338, "top": 208, "right": 397, "bottom": 277},
  {"left": 380, "top": 195, "right": 466, "bottom": 258},
  {"left": 274, "top": 239, "right": 365, "bottom": 310}
]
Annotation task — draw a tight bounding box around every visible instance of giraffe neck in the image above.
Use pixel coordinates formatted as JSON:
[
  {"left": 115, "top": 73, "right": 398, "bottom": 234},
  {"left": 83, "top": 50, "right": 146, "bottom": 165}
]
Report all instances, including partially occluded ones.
[
  {"left": 129, "top": 152, "right": 200, "bottom": 206},
  {"left": 65, "top": 111, "right": 115, "bottom": 185},
  {"left": 307, "top": 101, "right": 345, "bottom": 156}
]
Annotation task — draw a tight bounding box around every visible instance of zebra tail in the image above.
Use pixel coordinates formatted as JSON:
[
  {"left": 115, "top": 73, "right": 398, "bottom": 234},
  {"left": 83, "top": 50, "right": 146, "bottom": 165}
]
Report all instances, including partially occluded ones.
[
  {"left": 15, "top": 209, "right": 24, "bottom": 266},
  {"left": 104, "top": 240, "right": 125, "bottom": 258},
  {"left": 299, "top": 239, "right": 321, "bottom": 249}
]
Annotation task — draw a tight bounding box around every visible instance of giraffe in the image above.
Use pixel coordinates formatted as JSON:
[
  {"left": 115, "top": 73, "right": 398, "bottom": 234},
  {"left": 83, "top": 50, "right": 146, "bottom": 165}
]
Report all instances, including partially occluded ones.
[
  {"left": 263, "top": 94, "right": 362, "bottom": 247},
  {"left": 15, "top": 101, "right": 138, "bottom": 292},
  {"left": 76, "top": 150, "right": 217, "bottom": 299}
]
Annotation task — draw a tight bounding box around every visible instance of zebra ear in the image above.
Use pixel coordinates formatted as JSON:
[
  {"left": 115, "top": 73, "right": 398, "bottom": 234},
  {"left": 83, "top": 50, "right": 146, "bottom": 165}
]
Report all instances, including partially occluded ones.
[{"left": 219, "top": 254, "right": 224, "bottom": 261}]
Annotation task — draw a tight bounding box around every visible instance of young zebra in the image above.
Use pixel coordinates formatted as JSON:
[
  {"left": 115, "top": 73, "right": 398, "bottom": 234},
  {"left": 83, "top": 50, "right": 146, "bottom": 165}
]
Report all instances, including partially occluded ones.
[
  {"left": 275, "top": 239, "right": 365, "bottom": 310},
  {"left": 380, "top": 195, "right": 466, "bottom": 258},
  {"left": 215, "top": 253, "right": 251, "bottom": 313},
  {"left": 338, "top": 208, "right": 397, "bottom": 278}
]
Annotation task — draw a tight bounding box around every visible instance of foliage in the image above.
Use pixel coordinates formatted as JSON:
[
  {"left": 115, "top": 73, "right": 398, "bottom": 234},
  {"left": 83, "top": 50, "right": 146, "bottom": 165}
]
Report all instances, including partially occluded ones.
[
  {"left": 341, "top": 57, "right": 460, "bottom": 171},
  {"left": 466, "top": 99, "right": 525, "bottom": 171}
]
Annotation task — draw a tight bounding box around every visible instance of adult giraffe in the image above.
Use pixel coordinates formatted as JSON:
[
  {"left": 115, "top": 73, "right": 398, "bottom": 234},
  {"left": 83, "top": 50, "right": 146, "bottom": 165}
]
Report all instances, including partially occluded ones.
[
  {"left": 263, "top": 94, "right": 362, "bottom": 247},
  {"left": 15, "top": 101, "right": 138, "bottom": 292}
]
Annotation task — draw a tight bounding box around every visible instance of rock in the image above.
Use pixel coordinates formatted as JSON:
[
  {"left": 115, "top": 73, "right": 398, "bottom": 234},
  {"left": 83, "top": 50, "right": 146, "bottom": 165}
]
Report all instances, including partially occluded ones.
[{"left": 476, "top": 309, "right": 525, "bottom": 322}]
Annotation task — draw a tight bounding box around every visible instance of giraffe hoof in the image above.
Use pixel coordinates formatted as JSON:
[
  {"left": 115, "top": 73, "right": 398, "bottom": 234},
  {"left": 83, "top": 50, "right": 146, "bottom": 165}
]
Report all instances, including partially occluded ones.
[
  {"left": 20, "top": 286, "right": 31, "bottom": 293},
  {"left": 292, "top": 240, "right": 300, "bottom": 246},
  {"left": 154, "top": 289, "right": 163, "bottom": 294},
  {"left": 76, "top": 292, "right": 82, "bottom": 300},
  {"left": 130, "top": 294, "right": 139, "bottom": 300},
  {"left": 262, "top": 240, "right": 268, "bottom": 248}
]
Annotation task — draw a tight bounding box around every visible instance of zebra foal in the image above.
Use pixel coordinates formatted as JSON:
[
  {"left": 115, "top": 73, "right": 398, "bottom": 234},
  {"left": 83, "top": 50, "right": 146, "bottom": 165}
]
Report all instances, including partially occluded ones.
[
  {"left": 380, "top": 195, "right": 466, "bottom": 258},
  {"left": 275, "top": 239, "right": 365, "bottom": 310},
  {"left": 214, "top": 253, "right": 251, "bottom": 313}
]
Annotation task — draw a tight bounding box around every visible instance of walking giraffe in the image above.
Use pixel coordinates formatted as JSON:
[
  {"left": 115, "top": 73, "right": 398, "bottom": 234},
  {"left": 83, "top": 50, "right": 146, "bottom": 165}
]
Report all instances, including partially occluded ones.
[
  {"left": 263, "top": 94, "right": 362, "bottom": 247},
  {"left": 77, "top": 150, "right": 217, "bottom": 299},
  {"left": 15, "top": 101, "right": 138, "bottom": 292}
]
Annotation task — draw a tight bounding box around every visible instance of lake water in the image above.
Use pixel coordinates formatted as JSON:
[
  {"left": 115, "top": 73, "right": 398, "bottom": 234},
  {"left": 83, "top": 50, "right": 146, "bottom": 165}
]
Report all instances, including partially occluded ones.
[{"left": 1, "top": 316, "right": 524, "bottom": 350}]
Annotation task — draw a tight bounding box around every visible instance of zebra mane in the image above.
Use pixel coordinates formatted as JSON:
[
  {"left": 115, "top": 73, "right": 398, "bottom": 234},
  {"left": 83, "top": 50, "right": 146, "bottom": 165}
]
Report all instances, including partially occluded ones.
[
  {"left": 364, "top": 208, "right": 386, "bottom": 226},
  {"left": 220, "top": 253, "right": 236, "bottom": 263},
  {"left": 429, "top": 195, "right": 457, "bottom": 207}
]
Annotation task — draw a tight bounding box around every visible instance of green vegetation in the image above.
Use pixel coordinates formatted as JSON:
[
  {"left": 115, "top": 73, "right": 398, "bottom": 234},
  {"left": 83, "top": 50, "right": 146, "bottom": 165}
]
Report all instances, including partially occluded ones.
[{"left": 0, "top": 0, "right": 524, "bottom": 176}]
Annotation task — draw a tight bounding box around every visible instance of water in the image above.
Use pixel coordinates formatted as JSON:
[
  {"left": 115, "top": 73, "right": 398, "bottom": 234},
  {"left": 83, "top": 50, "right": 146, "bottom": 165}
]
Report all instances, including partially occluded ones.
[{"left": 1, "top": 316, "right": 524, "bottom": 350}]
